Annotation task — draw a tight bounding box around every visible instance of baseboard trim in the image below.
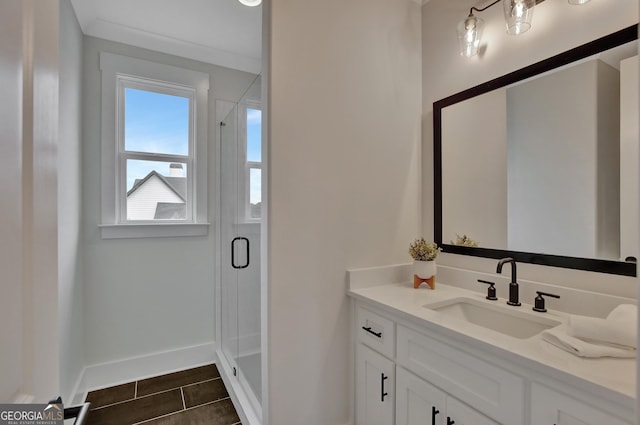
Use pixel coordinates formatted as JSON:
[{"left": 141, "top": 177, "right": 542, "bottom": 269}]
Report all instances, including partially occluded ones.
[
  {"left": 69, "top": 370, "right": 87, "bottom": 405},
  {"left": 71, "top": 342, "right": 216, "bottom": 402}
]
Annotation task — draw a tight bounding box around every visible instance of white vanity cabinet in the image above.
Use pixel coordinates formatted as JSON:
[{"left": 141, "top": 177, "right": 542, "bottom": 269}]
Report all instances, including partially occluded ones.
[
  {"left": 356, "top": 344, "right": 395, "bottom": 425},
  {"left": 396, "top": 325, "right": 524, "bottom": 424},
  {"left": 396, "top": 367, "right": 498, "bottom": 425},
  {"left": 355, "top": 305, "right": 397, "bottom": 425},
  {"left": 355, "top": 303, "right": 513, "bottom": 425},
  {"left": 530, "top": 383, "right": 632, "bottom": 425},
  {"left": 396, "top": 366, "right": 446, "bottom": 425},
  {"left": 353, "top": 299, "right": 634, "bottom": 425}
]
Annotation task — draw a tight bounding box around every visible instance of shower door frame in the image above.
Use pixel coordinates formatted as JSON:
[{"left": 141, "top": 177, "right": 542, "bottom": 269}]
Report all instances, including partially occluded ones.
[{"left": 215, "top": 97, "right": 264, "bottom": 425}]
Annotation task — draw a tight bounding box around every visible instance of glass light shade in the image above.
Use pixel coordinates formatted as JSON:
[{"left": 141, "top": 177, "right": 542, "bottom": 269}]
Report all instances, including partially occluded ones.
[
  {"left": 457, "top": 15, "right": 484, "bottom": 57},
  {"left": 568, "top": 0, "right": 591, "bottom": 4},
  {"left": 503, "top": 0, "right": 535, "bottom": 35},
  {"left": 238, "top": 0, "right": 262, "bottom": 6}
]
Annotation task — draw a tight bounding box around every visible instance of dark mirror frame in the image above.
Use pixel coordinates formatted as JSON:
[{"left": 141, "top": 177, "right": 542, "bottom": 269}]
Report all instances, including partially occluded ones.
[{"left": 434, "top": 24, "right": 638, "bottom": 277}]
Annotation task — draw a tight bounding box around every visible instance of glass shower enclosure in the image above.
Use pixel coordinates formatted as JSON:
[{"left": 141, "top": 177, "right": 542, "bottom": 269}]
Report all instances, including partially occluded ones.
[{"left": 218, "top": 75, "right": 263, "bottom": 422}]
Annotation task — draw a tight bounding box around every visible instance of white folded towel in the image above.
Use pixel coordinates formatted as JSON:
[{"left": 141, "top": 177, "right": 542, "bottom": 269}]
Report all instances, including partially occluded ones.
[
  {"left": 542, "top": 325, "right": 636, "bottom": 358},
  {"left": 567, "top": 304, "right": 637, "bottom": 349}
]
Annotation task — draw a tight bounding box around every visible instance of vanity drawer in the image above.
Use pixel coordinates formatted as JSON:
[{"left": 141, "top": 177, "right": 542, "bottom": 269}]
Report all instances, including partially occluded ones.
[
  {"left": 396, "top": 325, "right": 524, "bottom": 424},
  {"left": 356, "top": 304, "right": 396, "bottom": 358}
]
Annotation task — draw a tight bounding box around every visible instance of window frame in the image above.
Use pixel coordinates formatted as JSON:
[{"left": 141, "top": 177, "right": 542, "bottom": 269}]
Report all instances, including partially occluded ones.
[
  {"left": 239, "top": 102, "right": 262, "bottom": 222},
  {"left": 118, "top": 78, "right": 195, "bottom": 223},
  {"left": 100, "top": 52, "right": 210, "bottom": 239}
]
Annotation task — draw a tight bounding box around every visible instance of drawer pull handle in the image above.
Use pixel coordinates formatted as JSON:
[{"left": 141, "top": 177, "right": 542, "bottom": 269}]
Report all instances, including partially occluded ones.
[
  {"left": 431, "top": 406, "right": 440, "bottom": 425},
  {"left": 362, "top": 326, "right": 382, "bottom": 338},
  {"left": 380, "top": 373, "right": 389, "bottom": 402},
  {"left": 447, "top": 417, "right": 455, "bottom": 425}
]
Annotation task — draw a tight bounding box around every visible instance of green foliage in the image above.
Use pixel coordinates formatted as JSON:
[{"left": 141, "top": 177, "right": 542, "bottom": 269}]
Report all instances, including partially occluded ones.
[{"left": 408, "top": 238, "right": 439, "bottom": 261}]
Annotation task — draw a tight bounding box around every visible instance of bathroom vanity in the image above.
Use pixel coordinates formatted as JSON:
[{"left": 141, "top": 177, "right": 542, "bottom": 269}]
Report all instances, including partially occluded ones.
[
  {"left": 348, "top": 265, "right": 635, "bottom": 425},
  {"left": 349, "top": 20, "right": 640, "bottom": 425}
]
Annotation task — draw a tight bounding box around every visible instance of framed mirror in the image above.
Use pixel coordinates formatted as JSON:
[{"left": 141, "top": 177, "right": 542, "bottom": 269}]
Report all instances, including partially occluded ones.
[{"left": 434, "top": 25, "right": 638, "bottom": 277}]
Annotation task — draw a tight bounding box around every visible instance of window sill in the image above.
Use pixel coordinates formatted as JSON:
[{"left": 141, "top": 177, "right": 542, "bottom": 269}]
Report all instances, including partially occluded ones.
[{"left": 99, "top": 223, "right": 210, "bottom": 239}]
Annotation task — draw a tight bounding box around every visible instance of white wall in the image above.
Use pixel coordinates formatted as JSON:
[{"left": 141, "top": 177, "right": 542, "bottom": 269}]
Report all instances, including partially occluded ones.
[
  {"left": 422, "top": 0, "right": 638, "bottom": 298},
  {"left": 506, "top": 59, "right": 619, "bottom": 259},
  {"left": 25, "top": 0, "right": 61, "bottom": 403},
  {"left": 595, "top": 60, "right": 623, "bottom": 260},
  {"left": 442, "top": 88, "right": 507, "bottom": 248},
  {"left": 620, "top": 56, "right": 639, "bottom": 261},
  {"left": 0, "top": 0, "right": 27, "bottom": 403},
  {"left": 268, "top": 0, "right": 422, "bottom": 423},
  {"left": 1, "top": 0, "right": 84, "bottom": 403},
  {"left": 81, "top": 36, "right": 256, "bottom": 378},
  {"left": 58, "top": 0, "right": 85, "bottom": 403},
  {"left": 0, "top": 0, "right": 61, "bottom": 402}
]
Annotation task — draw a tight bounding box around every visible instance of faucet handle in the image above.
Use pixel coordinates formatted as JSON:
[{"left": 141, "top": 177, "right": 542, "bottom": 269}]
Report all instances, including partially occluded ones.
[
  {"left": 478, "top": 279, "right": 498, "bottom": 301},
  {"left": 532, "top": 291, "right": 560, "bottom": 313}
]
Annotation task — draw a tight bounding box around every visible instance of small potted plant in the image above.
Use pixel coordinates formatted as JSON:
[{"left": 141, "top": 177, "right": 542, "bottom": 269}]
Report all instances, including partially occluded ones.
[{"left": 408, "top": 238, "right": 439, "bottom": 289}]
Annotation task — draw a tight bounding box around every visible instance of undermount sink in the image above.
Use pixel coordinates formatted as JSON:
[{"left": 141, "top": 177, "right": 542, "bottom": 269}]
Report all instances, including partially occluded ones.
[{"left": 424, "top": 297, "right": 561, "bottom": 339}]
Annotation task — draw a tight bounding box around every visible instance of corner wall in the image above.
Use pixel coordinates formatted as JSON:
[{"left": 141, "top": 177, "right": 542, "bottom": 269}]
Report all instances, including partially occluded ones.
[
  {"left": 0, "top": 0, "right": 61, "bottom": 403},
  {"left": 268, "top": 0, "right": 422, "bottom": 423},
  {"left": 58, "top": 0, "right": 85, "bottom": 403},
  {"left": 422, "top": 0, "right": 638, "bottom": 297},
  {"left": 0, "top": 0, "right": 27, "bottom": 402}
]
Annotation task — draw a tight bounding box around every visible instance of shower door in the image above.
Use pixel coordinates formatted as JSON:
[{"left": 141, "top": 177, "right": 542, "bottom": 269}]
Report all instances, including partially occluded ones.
[{"left": 220, "top": 76, "right": 262, "bottom": 413}]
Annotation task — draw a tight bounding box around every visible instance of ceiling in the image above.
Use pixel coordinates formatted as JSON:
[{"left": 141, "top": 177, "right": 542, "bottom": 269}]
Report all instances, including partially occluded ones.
[{"left": 70, "top": 0, "right": 262, "bottom": 74}]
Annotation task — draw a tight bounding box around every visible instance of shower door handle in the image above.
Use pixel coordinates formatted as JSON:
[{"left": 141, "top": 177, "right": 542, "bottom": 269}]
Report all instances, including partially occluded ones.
[{"left": 231, "top": 237, "right": 250, "bottom": 269}]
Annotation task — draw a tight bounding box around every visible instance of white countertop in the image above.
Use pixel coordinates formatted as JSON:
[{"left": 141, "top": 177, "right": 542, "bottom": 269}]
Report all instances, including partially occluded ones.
[{"left": 348, "top": 280, "right": 636, "bottom": 404}]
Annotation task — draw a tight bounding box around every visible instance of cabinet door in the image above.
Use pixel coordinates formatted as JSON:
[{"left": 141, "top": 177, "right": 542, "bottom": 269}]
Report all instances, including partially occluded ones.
[
  {"left": 531, "top": 383, "right": 631, "bottom": 425},
  {"left": 396, "top": 367, "right": 446, "bottom": 425},
  {"left": 446, "top": 397, "right": 499, "bottom": 425},
  {"left": 356, "top": 344, "right": 395, "bottom": 425}
]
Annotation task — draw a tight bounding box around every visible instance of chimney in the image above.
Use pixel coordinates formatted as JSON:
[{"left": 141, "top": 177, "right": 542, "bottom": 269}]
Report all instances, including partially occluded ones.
[{"left": 169, "top": 163, "right": 184, "bottom": 177}]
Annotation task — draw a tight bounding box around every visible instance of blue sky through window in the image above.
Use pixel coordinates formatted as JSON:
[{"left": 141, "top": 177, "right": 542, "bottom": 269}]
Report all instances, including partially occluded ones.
[
  {"left": 125, "top": 88, "right": 190, "bottom": 191},
  {"left": 124, "top": 92, "right": 261, "bottom": 205},
  {"left": 247, "top": 108, "right": 262, "bottom": 204},
  {"left": 125, "top": 88, "right": 189, "bottom": 155},
  {"left": 247, "top": 108, "right": 261, "bottom": 162}
]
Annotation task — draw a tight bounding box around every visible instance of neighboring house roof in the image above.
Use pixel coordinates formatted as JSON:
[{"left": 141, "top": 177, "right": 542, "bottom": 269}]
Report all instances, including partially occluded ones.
[
  {"left": 127, "top": 170, "right": 186, "bottom": 201},
  {"left": 165, "top": 177, "right": 187, "bottom": 199},
  {"left": 154, "top": 202, "right": 186, "bottom": 219},
  {"left": 126, "top": 170, "right": 187, "bottom": 220}
]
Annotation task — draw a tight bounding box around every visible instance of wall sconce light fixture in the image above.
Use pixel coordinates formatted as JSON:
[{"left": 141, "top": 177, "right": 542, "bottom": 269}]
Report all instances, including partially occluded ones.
[
  {"left": 458, "top": 0, "right": 590, "bottom": 57},
  {"left": 503, "top": 0, "right": 536, "bottom": 35},
  {"left": 238, "top": 0, "right": 262, "bottom": 6}
]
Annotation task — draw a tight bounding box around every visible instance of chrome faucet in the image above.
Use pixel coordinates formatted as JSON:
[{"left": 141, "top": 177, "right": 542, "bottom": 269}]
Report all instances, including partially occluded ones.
[{"left": 496, "top": 257, "right": 521, "bottom": 306}]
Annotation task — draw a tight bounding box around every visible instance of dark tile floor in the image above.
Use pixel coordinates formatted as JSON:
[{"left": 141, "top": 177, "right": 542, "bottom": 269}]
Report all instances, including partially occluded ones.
[{"left": 84, "top": 364, "right": 241, "bottom": 425}]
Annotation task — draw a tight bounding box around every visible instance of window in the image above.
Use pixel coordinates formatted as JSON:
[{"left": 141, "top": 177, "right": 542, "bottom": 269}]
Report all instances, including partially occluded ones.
[
  {"left": 121, "top": 84, "right": 192, "bottom": 222},
  {"left": 244, "top": 106, "right": 262, "bottom": 220},
  {"left": 100, "top": 53, "right": 209, "bottom": 238}
]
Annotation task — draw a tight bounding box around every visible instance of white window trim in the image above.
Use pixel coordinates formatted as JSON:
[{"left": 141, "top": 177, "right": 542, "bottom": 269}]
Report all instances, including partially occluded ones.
[{"left": 99, "top": 52, "right": 210, "bottom": 238}]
